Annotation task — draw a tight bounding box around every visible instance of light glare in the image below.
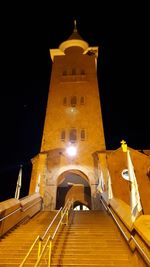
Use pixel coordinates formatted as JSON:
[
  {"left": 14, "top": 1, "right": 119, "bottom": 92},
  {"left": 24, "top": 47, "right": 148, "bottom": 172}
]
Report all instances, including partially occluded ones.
[{"left": 66, "top": 146, "right": 77, "bottom": 157}]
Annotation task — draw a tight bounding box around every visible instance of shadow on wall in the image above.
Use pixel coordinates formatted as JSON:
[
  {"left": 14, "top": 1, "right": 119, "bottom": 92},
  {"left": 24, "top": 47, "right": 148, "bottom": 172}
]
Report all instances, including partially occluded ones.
[{"left": 56, "top": 184, "right": 91, "bottom": 209}]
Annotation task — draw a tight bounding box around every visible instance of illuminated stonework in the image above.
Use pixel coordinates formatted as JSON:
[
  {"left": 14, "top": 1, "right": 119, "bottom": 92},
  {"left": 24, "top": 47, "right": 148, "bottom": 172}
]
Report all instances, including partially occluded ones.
[{"left": 29, "top": 23, "right": 106, "bottom": 210}]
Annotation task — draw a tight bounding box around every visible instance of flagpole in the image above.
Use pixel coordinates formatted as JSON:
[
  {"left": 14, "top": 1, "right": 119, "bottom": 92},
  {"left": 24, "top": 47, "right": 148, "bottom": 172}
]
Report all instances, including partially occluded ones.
[
  {"left": 121, "top": 140, "right": 142, "bottom": 222},
  {"left": 97, "top": 163, "right": 106, "bottom": 193},
  {"left": 107, "top": 170, "right": 113, "bottom": 200},
  {"left": 35, "top": 174, "right": 41, "bottom": 193},
  {"left": 15, "top": 164, "right": 22, "bottom": 199},
  {"left": 127, "top": 150, "right": 142, "bottom": 222}
]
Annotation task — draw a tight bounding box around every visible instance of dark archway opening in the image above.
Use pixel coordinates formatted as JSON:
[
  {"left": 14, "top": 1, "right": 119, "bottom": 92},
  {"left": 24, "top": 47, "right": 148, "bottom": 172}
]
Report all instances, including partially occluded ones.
[
  {"left": 56, "top": 171, "right": 91, "bottom": 209},
  {"left": 73, "top": 201, "right": 90, "bottom": 210}
]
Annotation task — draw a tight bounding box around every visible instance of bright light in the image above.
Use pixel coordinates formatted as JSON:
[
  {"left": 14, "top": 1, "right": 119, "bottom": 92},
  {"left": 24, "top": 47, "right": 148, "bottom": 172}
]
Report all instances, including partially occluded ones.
[
  {"left": 66, "top": 145, "right": 77, "bottom": 157},
  {"left": 74, "top": 205, "right": 89, "bottom": 211}
]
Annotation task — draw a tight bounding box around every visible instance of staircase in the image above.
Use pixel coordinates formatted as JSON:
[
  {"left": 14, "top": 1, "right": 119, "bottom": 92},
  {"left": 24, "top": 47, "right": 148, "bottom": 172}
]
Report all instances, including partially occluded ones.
[
  {"left": 0, "top": 209, "right": 147, "bottom": 266},
  {"left": 0, "top": 211, "right": 59, "bottom": 266},
  {"left": 51, "top": 210, "right": 140, "bottom": 267}
]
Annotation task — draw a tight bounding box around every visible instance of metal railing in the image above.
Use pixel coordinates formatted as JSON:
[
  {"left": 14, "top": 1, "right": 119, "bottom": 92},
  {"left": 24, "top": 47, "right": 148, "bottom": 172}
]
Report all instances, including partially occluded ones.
[
  {"left": 131, "top": 235, "right": 150, "bottom": 266},
  {"left": 0, "top": 207, "right": 21, "bottom": 222},
  {"left": 19, "top": 199, "right": 73, "bottom": 267},
  {"left": 100, "top": 198, "right": 130, "bottom": 242},
  {"left": 0, "top": 198, "right": 42, "bottom": 222},
  {"left": 100, "top": 197, "right": 150, "bottom": 266}
]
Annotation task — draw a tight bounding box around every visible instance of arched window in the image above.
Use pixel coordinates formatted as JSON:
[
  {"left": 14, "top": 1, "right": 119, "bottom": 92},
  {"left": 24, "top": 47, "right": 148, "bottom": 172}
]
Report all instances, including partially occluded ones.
[
  {"left": 80, "top": 96, "right": 85, "bottom": 105},
  {"left": 62, "top": 70, "right": 67, "bottom": 76},
  {"left": 81, "top": 69, "right": 85, "bottom": 75},
  {"left": 74, "top": 205, "right": 89, "bottom": 210},
  {"left": 81, "top": 129, "right": 85, "bottom": 141},
  {"left": 72, "top": 68, "right": 76, "bottom": 75},
  {"left": 71, "top": 96, "right": 77, "bottom": 107},
  {"left": 69, "top": 128, "right": 77, "bottom": 143},
  {"left": 63, "top": 97, "right": 67, "bottom": 106},
  {"left": 61, "top": 130, "right": 65, "bottom": 141}
]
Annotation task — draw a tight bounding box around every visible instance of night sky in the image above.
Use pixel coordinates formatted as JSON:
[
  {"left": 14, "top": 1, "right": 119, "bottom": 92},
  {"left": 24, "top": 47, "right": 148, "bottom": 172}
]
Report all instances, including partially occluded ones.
[{"left": 0, "top": 3, "right": 149, "bottom": 201}]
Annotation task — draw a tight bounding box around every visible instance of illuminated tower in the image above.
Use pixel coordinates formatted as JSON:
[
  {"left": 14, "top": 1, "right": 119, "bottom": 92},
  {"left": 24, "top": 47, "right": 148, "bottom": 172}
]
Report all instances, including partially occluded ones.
[{"left": 29, "top": 21, "right": 106, "bottom": 210}]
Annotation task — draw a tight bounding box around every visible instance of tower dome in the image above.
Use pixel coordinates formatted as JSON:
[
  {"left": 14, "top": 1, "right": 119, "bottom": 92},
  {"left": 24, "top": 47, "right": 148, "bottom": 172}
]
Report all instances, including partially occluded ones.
[{"left": 59, "top": 20, "right": 89, "bottom": 53}]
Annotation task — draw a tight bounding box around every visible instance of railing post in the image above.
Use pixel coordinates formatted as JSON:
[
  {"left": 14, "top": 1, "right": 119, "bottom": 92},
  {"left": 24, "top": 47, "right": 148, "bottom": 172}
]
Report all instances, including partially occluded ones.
[
  {"left": 66, "top": 210, "right": 68, "bottom": 225},
  {"left": 61, "top": 210, "right": 63, "bottom": 224},
  {"left": 72, "top": 201, "right": 74, "bottom": 210},
  {"left": 38, "top": 240, "right": 42, "bottom": 260},
  {"left": 48, "top": 239, "right": 52, "bottom": 267}
]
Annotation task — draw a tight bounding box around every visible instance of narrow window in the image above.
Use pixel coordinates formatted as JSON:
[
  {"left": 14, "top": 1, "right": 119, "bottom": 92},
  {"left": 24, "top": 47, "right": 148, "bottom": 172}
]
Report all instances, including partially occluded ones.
[
  {"left": 62, "top": 70, "right": 67, "bottom": 76},
  {"left": 63, "top": 97, "right": 67, "bottom": 106},
  {"left": 81, "top": 129, "right": 85, "bottom": 141},
  {"left": 69, "top": 128, "right": 77, "bottom": 143},
  {"left": 80, "top": 96, "right": 85, "bottom": 105},
  {"left": 72, "top": 68, "right": 76, "bottom": 75},
  {"left": 61, "top": 130, "right": 65, "bottom": 141},
  {"left": 71, "top": 96, "right": 77, "bottom": 107},
  {"left": 81, "top": 69, "right": 85, "bottom": 75}
]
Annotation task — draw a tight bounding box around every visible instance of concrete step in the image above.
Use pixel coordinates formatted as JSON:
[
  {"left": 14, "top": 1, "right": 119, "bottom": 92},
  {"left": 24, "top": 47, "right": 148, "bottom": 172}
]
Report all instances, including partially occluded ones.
[
  {"left": 52, "top": 254, "right": 131, "bottom": 259},
  {"left": 51, "top": 258, "right": 133, "bottom": 265},
  {"left": 0, "top": 258, "right": 134, "bottom": 265},
  {"left": 52, "top": 239, "right": 125, "bottom": 245},
  {"left": 0, "top": 263, "right": 134, "bottom": 267},
  {"left": 52, "top": 247, "right": 129, "bottom": 253},
  {"left": 0, "top": 250, "right": 131, "bottom": 257},
  {"left": 0, "top": 210, "right": 142, "bottom": 267}
]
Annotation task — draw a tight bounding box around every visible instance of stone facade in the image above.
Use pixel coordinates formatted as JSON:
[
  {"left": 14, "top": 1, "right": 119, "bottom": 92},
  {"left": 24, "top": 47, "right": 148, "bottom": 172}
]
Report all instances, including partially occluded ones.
[{"left": 29, "top": 25, "right": 107, "bottom": 210}]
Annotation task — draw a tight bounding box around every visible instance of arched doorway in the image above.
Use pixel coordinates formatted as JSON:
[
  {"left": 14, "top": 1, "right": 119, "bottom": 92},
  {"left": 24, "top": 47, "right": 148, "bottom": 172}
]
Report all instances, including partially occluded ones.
[
  {"left": 73, "top": 201, "right": 90, "bottom": 210},
  {"left": 56, "top": 170, "right": 91, "bottom": 209}
]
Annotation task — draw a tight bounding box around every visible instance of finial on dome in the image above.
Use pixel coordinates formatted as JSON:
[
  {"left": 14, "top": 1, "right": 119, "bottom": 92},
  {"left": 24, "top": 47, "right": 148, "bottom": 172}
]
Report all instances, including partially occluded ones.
[
  {"left": 121, "top": 140, "right": 127, "bottom": 152},
  {"left": 74, "top": 20, "right": 77, "bottom": 32}
]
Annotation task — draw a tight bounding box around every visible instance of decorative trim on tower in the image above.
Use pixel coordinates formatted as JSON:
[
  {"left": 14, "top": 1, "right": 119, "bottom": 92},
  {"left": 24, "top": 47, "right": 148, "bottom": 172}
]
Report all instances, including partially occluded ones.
[
  {"left": 59, "top": 39, "right": 89, "bottom": 53},
  {"left": 50, "top": 20, "right": 99, "bottom": 61},
  {"left": 59, "top": 20, "right": 89, "bottom": 53}
]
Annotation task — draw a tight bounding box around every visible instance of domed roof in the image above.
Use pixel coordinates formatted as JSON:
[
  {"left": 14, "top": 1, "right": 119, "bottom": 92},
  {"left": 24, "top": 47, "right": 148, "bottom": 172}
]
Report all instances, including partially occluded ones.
[{"left": 59, "top": 20, "right": 89, "bottom": 52}]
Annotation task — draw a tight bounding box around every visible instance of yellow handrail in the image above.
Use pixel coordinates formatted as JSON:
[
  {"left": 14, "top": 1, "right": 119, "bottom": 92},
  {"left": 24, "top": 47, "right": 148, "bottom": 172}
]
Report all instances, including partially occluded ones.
[
  {"left": 19, "top": 207, "right": 62, "bottom": 267},
  {"left": 40, "top": 207, "right": 63, "bottom": 241},
  {"left": 34, "top": 235, "right": 52, "bottom": 267},
  {"left": 34, "top": 199, "right": 73, "bottom": 267},
  {"left": 19, "top": 199, "right": 73, "bottom": 267},
  {"left": 19, "top": 235, "right": 40, "bottom": 267}
]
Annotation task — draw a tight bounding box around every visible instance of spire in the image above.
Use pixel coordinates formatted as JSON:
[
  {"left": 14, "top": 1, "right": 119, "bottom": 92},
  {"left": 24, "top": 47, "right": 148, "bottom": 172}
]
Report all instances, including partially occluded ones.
[
  {"left": 67, "top": 20, "right": 83, "bottom": 41},
  {"left": 74, "top": 20, "right": 77, "bottom": 33},
  {"left": 58, "top": 20, "right": 89, "bottom": 53}
]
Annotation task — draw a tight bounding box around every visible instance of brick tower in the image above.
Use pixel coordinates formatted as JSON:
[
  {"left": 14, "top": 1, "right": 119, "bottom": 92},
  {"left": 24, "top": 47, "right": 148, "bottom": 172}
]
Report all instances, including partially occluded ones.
[{"left": 29, "top": 21, "right": 106, "bottom": 210}]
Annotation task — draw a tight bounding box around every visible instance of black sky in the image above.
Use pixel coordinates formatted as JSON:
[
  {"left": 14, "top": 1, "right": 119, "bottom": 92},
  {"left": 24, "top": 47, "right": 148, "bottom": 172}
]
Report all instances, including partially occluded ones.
[{"left": 0, "top": 3, "right": 149, "bottom": 201}]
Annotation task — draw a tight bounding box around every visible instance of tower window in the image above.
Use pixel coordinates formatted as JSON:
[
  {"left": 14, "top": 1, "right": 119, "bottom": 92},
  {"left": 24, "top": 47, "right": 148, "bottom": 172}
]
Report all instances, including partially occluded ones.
[
  {"left": 72, "top": 68, "right": 76, "bottom": 75},
  {"left": 62, "top": 70, "right": 67, "bottom": 76},
  {"left": 61, "top": 130, "right": 66, "bottom": 141},
  {"left": 81, "top": 129, "right": 86, "bottom": 141},
  {"left": 71, "top": 96, "right": 77, "bottom": 107},
  {"left": 63, "top": 97, "right": 67, "bottom": 106},
  {"left": 81, "top": 69, "right": 85, "bottom": 75},
  {"left": 80, "top": 96, "right": 85, "bottom": 105},
  {"left": 69, "top": 128, "right": 77, "bottom": 143}
]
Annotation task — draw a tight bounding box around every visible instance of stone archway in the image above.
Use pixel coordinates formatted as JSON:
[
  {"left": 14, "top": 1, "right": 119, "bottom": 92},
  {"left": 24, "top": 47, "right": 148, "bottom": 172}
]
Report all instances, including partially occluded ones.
[
  {"left": 56, "top": 170, "right": 91, "bottom": 209},
  {"left": 73, "top": 201, "right": 90, "bottom": 210}
]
